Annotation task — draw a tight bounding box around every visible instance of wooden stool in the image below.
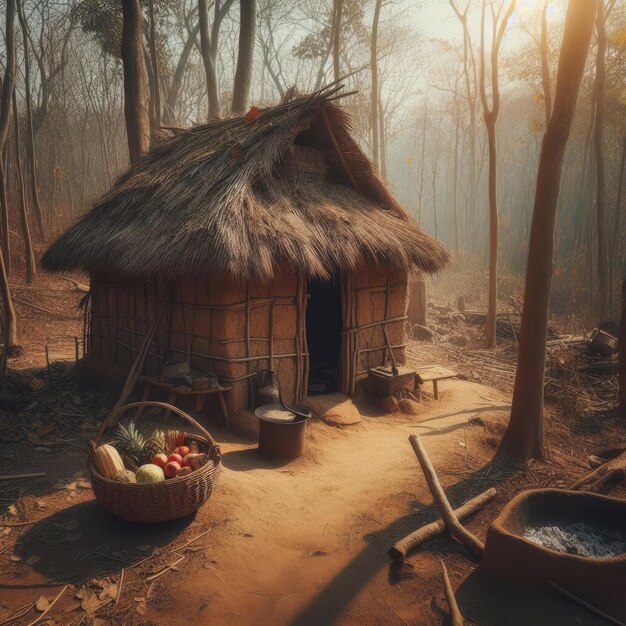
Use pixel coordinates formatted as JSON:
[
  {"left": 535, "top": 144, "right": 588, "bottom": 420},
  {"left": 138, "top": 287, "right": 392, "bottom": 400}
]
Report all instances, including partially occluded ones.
[{"left": 415, "top": 366, "right": 458, "bottom": 400}]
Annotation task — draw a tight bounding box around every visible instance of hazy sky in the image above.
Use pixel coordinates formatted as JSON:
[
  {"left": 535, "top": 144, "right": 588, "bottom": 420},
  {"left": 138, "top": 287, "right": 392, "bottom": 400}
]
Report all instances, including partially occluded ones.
[{"left": 402, "top": 0, "right": 565, "bottom": 53}]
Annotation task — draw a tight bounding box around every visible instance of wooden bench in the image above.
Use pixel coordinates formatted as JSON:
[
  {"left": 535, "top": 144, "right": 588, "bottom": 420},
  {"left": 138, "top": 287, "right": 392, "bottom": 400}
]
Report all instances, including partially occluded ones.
[
  {"left": 138, "top": 376, "right": 232, "bottom": 428},
  {"left": 415, "top": 366, "right": 458, "bottom": 400}
]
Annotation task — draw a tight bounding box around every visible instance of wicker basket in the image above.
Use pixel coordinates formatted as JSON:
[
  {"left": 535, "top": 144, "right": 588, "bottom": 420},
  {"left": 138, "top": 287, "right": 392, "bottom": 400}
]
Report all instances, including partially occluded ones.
[{"left": 88, "top": 401, "right": 221, "bottom": 523}]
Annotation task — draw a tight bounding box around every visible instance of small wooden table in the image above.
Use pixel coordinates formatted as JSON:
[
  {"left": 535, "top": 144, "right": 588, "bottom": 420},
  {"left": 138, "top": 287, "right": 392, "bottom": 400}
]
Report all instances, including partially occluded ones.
[
  {"left": 138, "top": 376, "right": 232, "bottom": 428},
  {"left": 415, "top": 366, "right": 458, "bottom": 400}
]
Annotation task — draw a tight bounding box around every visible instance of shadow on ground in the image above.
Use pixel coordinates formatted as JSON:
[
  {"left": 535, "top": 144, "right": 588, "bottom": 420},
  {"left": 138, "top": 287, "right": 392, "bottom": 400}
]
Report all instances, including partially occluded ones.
[
  {"left": 17, "top": 501, "right": 193, "bottom": 584},
  {"left": 220, "top": 447, "right": 294, "bottom": 471},
  {"left": 457, "top": 568, "right": 608, "bottom": 626},
  {"left": 289, "top": 458, "right": 518, "bottom": 626}
]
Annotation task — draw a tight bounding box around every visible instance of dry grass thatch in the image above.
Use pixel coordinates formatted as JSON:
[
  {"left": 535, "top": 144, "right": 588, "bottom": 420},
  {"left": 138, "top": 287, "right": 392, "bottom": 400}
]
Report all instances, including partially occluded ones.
[{"left": 42, "top": 86, "right": 449, "bottom": 282}]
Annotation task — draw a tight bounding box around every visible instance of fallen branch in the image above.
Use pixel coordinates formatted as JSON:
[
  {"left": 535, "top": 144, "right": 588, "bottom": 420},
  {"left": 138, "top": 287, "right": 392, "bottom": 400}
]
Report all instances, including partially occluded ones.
[
  {"left": 549, "top": 581, "right": 626, "bottom": 626},
  {"left": 59, "top": 277, "right": 89, "bottom": 293},
  {"left": 389, "top": 488, "right": 496, "bottom": 560},
  {"left": 115, "top": 568, "right": 124, "bottom": 606},
  {"left": 0, "top": 473, "right": 46, "bottom": 482},
  {"left": 408, "top": 434, "right": 484, "bottom": 557},
  {"left": 145, "top": 554, "right": 185, "bottom": 582},
  {"left": 13, "top": 297, "right": 76, "bottom": 320},
  {"left": 441, "top": 560, "right": 464, "bottom": 626},
  {"left": 568, "top": 451, "right": 626, "bottom": 492}
]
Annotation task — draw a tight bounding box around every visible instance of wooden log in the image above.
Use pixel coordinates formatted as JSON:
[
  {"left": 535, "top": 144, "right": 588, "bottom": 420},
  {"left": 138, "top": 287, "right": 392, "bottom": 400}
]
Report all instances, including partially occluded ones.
[
  {"left": 568, "top": 451, "right": 626, "bottom": 492},
  {"left": 441, "top": 560, "right": 464, "bottom": 626},
  {"left": 408, "top": 434, "right": 485, "bottom": 557},
  {"left": 388, "top": 488, "right": 497, "bottom": 560}
]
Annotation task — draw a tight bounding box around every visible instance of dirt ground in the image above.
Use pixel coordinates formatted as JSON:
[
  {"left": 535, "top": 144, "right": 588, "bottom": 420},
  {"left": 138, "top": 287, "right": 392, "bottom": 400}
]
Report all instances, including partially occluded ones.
[{"left": 1, "top": 274, "right": 625, "bottom": 626}]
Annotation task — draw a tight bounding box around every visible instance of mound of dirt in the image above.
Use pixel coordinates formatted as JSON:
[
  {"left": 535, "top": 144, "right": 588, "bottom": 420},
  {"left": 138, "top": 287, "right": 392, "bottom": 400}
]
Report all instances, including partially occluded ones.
[{"left": 303, "top": 392, "right": 362, "bottom": 426}]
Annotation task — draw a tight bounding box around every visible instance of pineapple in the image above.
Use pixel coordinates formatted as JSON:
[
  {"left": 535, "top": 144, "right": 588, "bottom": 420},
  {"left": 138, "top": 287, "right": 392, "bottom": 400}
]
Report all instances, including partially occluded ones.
[
  {"left": 141, "top": 429, "right": 167, "bottom": 464},
  {"left": 113, "top": 420, "right": 145, "bottom": 471}
]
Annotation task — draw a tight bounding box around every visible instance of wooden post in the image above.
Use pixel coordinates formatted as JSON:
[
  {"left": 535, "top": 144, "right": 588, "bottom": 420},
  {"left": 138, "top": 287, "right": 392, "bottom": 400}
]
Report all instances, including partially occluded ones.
[{"left": 619, "top": 277, "right": 626, "bottom": 416}]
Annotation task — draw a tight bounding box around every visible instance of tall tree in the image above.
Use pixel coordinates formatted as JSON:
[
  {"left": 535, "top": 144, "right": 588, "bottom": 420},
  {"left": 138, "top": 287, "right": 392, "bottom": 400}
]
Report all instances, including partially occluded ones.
[
  {"left": 370, "top": 0, "right": 383, "bottom": 170},
  {"left": 147, "top": 0, "right": 161, "bottom": 130},
  {"left": 0, "top": 0, "right": 16, "bottom": 272},
  {"left": 13, "top": 92, "right": 36, "bottom": 283},
  {"left": 121, "top": 0, "right": 150, "bottom": 164},
  {"left": 232, "top": 0, "right": 256, "bottom": 114},
  {"left": 0, "top": 0, "right": 18, "bottom": 349},
  {"left": 332, "top": 0, "right": 343, "bottom": 83},
  {"left": 479, "top": 0, "right": 516, "bottom": 349},
  {"left": 199, "top": 0, "right": 221, "bottom": 117},
  {"left": 449, "top": 0, "right": 478, "bottom": 251},
  {"left": 16, "top": 0, "right": 45, "bottom": 241},
  {"left": 594, "top": 0, "right": 608, "bottom": 319},
  {"left": 619, "top": 278, "right": 626, "bottom": 415},
  {"left": 540, "top": 0, "right": 552, "bottom": 127},
  {"left": 498, "top": 0, "right": 597, "bottom": 461}
]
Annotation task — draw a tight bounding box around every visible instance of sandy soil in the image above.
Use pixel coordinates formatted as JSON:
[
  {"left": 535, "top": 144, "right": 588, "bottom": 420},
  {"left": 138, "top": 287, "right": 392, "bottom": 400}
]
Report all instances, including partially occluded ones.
[
  {"left": 156, "top": 380, "right": 510, "bottom": 626},
  {"left": 1, "top": 272, "right": 625, "bottom": 625}
]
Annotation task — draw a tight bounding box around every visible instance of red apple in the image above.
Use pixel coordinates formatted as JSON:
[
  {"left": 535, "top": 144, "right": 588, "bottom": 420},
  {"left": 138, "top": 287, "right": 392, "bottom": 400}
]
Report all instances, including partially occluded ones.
[
  {"left": 164, "top": 461, "right": 181, "bottom": 478},
  {"left": 182, "top": 460, "right": 193, "bottom": 469},
  {"left": 176, "top": 446, "right": 190, "bottom": 457},
  {"left": 151, "top": 453, "right": 168, "bottom": 468},
  {"left": 168, "top": 453, "right": 183, "bottom": 465}
]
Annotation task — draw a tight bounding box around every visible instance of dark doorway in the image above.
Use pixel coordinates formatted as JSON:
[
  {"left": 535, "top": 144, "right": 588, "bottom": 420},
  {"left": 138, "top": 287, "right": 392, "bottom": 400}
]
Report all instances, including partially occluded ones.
[{"left": 306, "top": 275, "right": 343, "bottom": 394}]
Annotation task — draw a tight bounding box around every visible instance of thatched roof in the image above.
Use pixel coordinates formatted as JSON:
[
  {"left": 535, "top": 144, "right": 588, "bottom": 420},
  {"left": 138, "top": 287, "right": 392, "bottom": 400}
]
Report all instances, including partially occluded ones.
[{"left": 42, "top": 87, "right": 449, "bottom": 282}]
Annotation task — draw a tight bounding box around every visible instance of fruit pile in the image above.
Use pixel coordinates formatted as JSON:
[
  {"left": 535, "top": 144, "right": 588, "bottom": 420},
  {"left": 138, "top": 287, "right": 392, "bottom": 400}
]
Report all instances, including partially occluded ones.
[{"left": 92, "top": 420, "right": 210, "bottom": 483}]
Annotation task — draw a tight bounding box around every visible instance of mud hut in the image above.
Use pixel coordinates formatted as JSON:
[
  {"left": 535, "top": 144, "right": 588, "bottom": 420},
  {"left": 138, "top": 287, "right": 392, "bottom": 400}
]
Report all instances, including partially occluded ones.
[{"left": 42, "top": 88, "right": 448, "bottom": 417}]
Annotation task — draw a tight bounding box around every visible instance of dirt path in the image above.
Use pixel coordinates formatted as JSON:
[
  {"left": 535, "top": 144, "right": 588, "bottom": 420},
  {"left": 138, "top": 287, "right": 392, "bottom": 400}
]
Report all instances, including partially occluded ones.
[{"left": 149, "top": 380, "right": 509, "bottom": 625}]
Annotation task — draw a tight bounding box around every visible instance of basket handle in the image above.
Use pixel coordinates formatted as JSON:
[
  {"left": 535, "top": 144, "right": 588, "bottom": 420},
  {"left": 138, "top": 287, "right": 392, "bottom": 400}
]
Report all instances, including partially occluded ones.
[{"left": 89, "top": 401, "right": 219, "bottom": 458}]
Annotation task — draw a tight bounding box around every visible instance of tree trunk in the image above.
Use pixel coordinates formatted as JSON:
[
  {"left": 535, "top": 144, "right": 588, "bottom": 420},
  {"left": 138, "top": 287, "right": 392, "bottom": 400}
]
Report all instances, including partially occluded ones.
[
  {"left": 164, "top": 23, "right": 199, "bottom": 124},
  {"left": 121, "top": 0, "right": 150, "bottom": 165},
  {"left": 232, "top": 0, "right": 256, "bottom": 114},
  {"left": 12, "top": 92, "right": 36, "bottom": 283},
  {"left": 594, "top": 1, "right": 608, "bottom": 320},
  {"left": 0, "top": 241, "right": 17, "bottom": 350},
  {"left": 479, "top": 0, "right": 515, "bottom": 349},
  {"left": 16, "top": 0, "right": 44, "bottom": 241},
  {"left": 370, "top": 0, "right": 382, "bottom": 170},
  {"left": 611, "top": 136, "right": 626, "bottom": 278},
  {"left": 484, "top": 114, "right": 498, "bottom": 348},
  {"left": 148, "top": 0, "right": 161, "bottom": 131},
  {"left": 498, "top": 0, "right": 596, "bottom": 461},
  {"left": 378, "top": 91, "right": 387, "bottom": 179},
  {"left": 452, "top": 104, "right": 461, "bottom": 255},
  {"left": 199, "top": 0, "right": 221, "bottom": 118},
  {"left": 332, "top": 0, "right": 343, "bottom": 83},
  {"left": 619, "top": 276, "right": 626, "bottom": 415},
  {"left": 0, "top": 0, "right": 16, "bottom": 272},
  {"left": 541, "top": 0, "right": 552, "bottom": 127}
]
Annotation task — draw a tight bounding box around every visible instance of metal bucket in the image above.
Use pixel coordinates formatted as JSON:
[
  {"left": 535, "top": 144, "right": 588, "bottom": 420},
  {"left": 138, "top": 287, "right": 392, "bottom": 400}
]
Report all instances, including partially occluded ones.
[{"left": 255, "top": 404, "right": 310, "bottom": 459}]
